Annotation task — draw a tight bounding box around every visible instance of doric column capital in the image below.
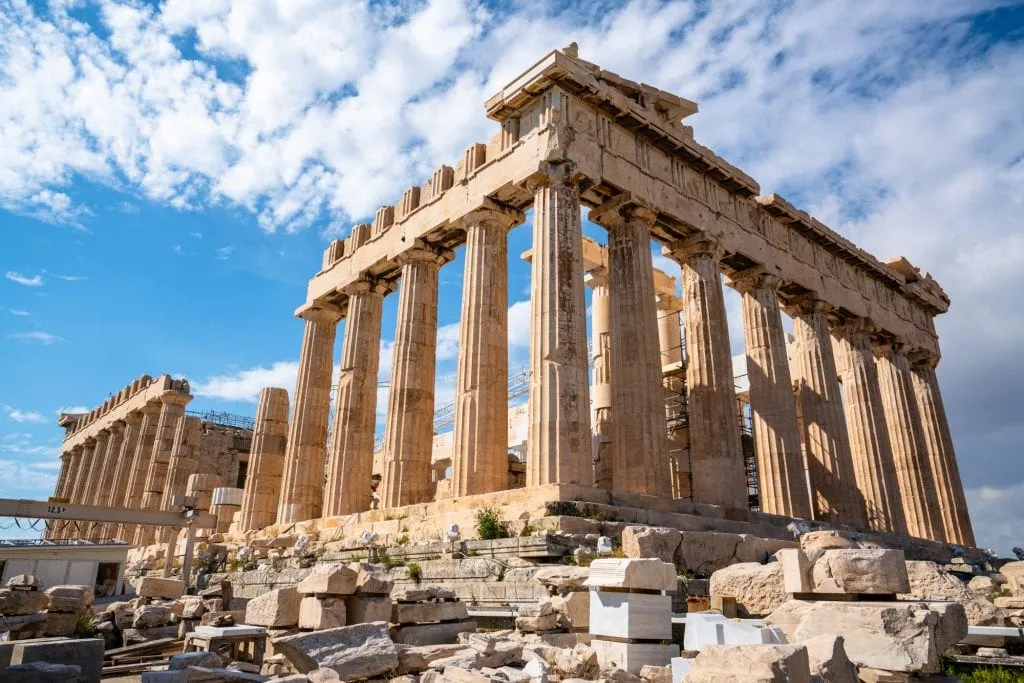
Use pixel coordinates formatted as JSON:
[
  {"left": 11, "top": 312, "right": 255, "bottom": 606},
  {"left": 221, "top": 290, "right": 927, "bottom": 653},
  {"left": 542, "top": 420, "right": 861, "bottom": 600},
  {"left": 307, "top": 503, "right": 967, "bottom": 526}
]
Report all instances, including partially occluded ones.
[
  {"left": 655, "top": 290, "right": 683, "bottom": 312},
  {"left": 827, "top": 315, "right": 875, "bottom": 340},
  {"left": 342, "top": 276, "right": 392, "bottom": 299},
  {"left": 159, "top": 391, "right": 191, "bottom": 408},
  {"left": 396, "top": 239, "right": 455, "bottom": 267},
  {"left": 583, "top": 267, "right": 609, "bottom": 289},
  {"left": 908, "top": 348, "right": 940, "bottom": 370},
  {"left": 140, "top": 401, "right": 162, "bottom": 417},
  {"left": 873, "top": 337, "right": 912, "bottom": 360},
  {"left": 60, "top": 452, "right": 71, "bottom": 462},
  {"left": 124, "top": 410, "right": 145, "bottom": 427},
  {"left": 70, "top": 444, "right": 84, "bottom": 455},
  {"left": 456, "top": 200, "right": 525, "bottom": 233},
  {"left": 727, "top": 266, "right": 781, "bottom": 294},
  {"left": 589, "top": 193, "right": 657, "bottom": 230},
  {"left": 109, "top": 419, "right": 126, "bottom": 433},
  {"left": 299, "top": 301, "right": 343, "bottom": 324},
  {"left": 522, "top": 160, "right": 581, "bottom": 193},
  {"left": 782, "top": 295, "right": 833, "bottom": 320},
  {"left": 663, "top": 234, "right": 724, "bottom": 263}
]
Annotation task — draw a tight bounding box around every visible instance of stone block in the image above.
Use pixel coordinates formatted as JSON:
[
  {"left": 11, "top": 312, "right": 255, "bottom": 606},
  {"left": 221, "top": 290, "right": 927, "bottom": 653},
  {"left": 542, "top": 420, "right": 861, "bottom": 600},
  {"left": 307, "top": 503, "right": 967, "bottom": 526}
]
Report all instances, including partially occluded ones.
[
  {"left": 901, "top": 561, "right": 1004, "bottom": 626},
  {"left": 0, "top": 588, "right": 48, "bottom": 615},
  {"left": 351, "top": 563, "right": 395, "bottom": 595},
  {"left": 591, "top": 639, "right": 680, "bottom": 675},
  {"left": 134, "top": 604, "right": 174, "bottom": 628},
  {"left": 392, "top": 620, "right": 477, "bottom": 646},
  {"left": 516, "top": 612, "right": 560, "bottom": 632},
  {"left": 999, "top": 561, "right": 1024, "bottom": 595},
  {"left": 6, "top": 574, "right": 40, "bottom": 589},
  {"left": 681, "top": 643, "right": 811, "bottom": 683},
  {"left": 245, "top": 586, "right": 301, "bottom": 628},
  {"left": 621, "top": 526, "right": 683, "bottom": 565},
  {"left": 674, "top": 531, "right": 740, "bottom": 576},
  {"left": 178, "top": 596, "right": 207, "bottom": 619},
  {"left": 344, "top": 595, "right": 392, "bottom": 624},
  {"left": 272, "top": 622, "right": 399, "bottom": 678},
  {"left": 392, "top": 600, "right": 468, "bottom": 624},
  {"left": 812, "top": 549, "right": 910, "bottom": 594},
  {"left": 995, "top": 596, "right": 1024, "bottom": 609},
  {"left": 708, "top": 562, "right": 786, "bottom": 617},
  {"left": 639, "top": 664, "right": 672, "bottom": 683},
  {"left": 44, "top": 585, "right": 91, "bottom": 612},
  {"left": 392, "top": 585, "right": 456, "bottom": 602},
  {"left": 137, "top": 577, "right": 186, "bottom": 600},
  {"left": 42, "top": 612, "right": 78, "bottom": 637},
  {"left": 683, "top": 613, "right": 786, "bottom": 651},
  {"left": 169, "top": 651, "right": 224, "bottom": 670},
  {"left": 967, "top": 575, "right": 999, "bottom": 599},
  {"left": 799, "top": 530, "right": 859, "bottom": 550},
  {"left": 123, "top": 625, "right": 180, "bottom": 645},
  {"left": 551, "top": 590, "right": 589, "bottom": 630},
  {"left": 586, "top": 559, "right": 677, "bottom": 592},
  {"left": 802, "top": 635, "right": 857, "bottom": 683},
  {"left": 4, "top": 661, "right": 81, "bottom": 682},
  {"left": 590, "top": 592, "right": 671, "bottom": 640},
  {"left": 764, "top": 599, "right": 967, "bottom": 674},
  {"left": 9, "top": 636, "right": 103, "bottom": 682},
  {"left": 532, "top": 566, "right": 591, "bottom": 593},
  {"left": 396, "top": 643, "right": 467, "bottom": 673},
  {"left": 299, "top": 596, "right": 346, "bottom": 630},
  {"left": 298, "top": 566, "right": 358, "bottom": 596}
]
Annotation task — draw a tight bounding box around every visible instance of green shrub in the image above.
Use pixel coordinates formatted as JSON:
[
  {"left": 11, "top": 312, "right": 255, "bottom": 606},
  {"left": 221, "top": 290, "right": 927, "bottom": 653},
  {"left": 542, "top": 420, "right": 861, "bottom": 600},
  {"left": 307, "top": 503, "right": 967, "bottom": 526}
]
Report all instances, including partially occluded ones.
[
  {"left": 407, "top": 562, "right": 422, "bottom": 583},
  {"left": 73, "top": 613, "right": 94, "bottom": 638},
  {"left": 378, "top": 551, "right": 405, "bottom": 570},
  {"left": 475, "top": 506, "right": 512, "bottom": 540},
  {"left": 396, "top": 534, "right": 410, "bottom": 546}
]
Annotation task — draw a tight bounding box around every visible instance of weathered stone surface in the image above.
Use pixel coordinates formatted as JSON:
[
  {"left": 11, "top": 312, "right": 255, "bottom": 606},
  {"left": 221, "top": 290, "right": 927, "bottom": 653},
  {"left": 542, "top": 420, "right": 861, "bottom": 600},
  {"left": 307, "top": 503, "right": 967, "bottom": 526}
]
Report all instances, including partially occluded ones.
[
  {"left": 352, "top": 563, "right": 395, "bottom": 595},
  {"left": 43, "top": 612, "right": 78, "bottom": 637},
  {"left": 675, "top": 532, "right": 740, "bottom": 576},
  {"left": 123, "top": 625, "right": 180, "bottom": 645},
  {"left": 396, "top": 643, "right": 467, "bottom": 673},
  {"left": 516, "top": 612, "right": 560, "bottom": 632},
  {"left": 8, "top": 636, "right": 104, "bottom": 681},
  {"left": 169, "top": 651, "right": 225, "bottom": 670},
  {"left": 392, "top": 585, "right": 457, "bottom": 602},
  {"left": 134, "top": 604, "right": 174, "bottom": 628},
  {"left": 709, "top": 562, "right": 786, "bottom": 617},
  {"left": 590, "top": 592, "right": 671, "bottom": 640},
  {"left": 0, "top": 588, "right": 48, "bottom": 615},
  {"left": 298, "top": 596, "right": 346, "bottom": 630},
  {"left": 308, "top": 669, "right": 342, "bottom": 682},
  {"left": 392, "top": 620, "right": 476, "bottom": 646},
  {"left": 137, "top": 576, "right": 186, "bottom": 600},
  {"left": 799, "top": 531, "right": 859, "bottom": 550},
  {"left": 802, "top": 635, "right": 857, "bottom": 683},
  {"left": 621, "top": 527, "right": 682, "bottom": 565},
  {"left": 780, "top": 548, "right": 910, "bottom": 595},
  {"left": 733, "top": 536, "right": 798, "bottom": 564},
  {"left": 179, "top": 595, "right": 207, "bottom": 619},
  {"left": 901, "top": 561, "right": 1004, "bottom": 626},
  {"left": 4, "top": 662, "right": 81, "bottom": 682},
  {"left": 551, "top": 591, "right": 589, "bottom": 630},
  {"left": 1001, "top": 561, "right": 1024, "bottom": 596},
  {"left": 994, "top": 596, "right": 1024, "bottom": 609},
  {"left": 591, "top": 640, "right": 680, "bottom": 675},
  {"left": 532, "top": 566, "right": 590, "bottom": 593},
  {"left": 764, "top": 599, "right": 967, "bottom": 674},
  {"left": 246, "top": 586, "right": 301, "bottom": 627},
  {"left": 556, "top": 643, "right": 599, "bottom": 679},
  {"left": 967, "top": 575, "right": 999, "bottom": 599},
  {"left": 681, "top": 644, "right": 811, "bottom": 683},
  {"left": 298, "top": 566, "right": 358, "bottom": 596},
  {"left": 392, "top": 600, "right": 468, "bottom": 624},
  {"left": 639, "top": 664, "right": 672, "bottom": 683},
  {"left": 344, "top": 595, "right": 392, "bottom": 624},
  {"left": 44, "top": 585, "right": 92, "bottom": 612},
  {"left": 272, "top": 622, "right": 399, "bottom": 678},
  {"left": 586, "top": 559, "right": 677, "bottom": 592},
  {"left": 6, "top": 574, "right": 40, "bottom": 589}
]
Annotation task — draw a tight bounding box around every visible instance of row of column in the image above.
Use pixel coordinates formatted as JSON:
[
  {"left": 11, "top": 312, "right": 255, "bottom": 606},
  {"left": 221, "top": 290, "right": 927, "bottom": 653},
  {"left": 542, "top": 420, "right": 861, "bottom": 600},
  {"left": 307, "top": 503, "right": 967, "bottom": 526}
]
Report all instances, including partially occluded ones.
[{"left": 275, "top": 161, "right": 972, "bottom": 546}]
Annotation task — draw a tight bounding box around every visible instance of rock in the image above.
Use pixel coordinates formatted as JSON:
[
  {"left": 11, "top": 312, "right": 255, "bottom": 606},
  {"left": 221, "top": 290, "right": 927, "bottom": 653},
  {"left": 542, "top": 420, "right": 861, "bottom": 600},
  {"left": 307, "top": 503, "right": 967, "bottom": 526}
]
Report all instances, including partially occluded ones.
[
  {"left": 123, "top": 625, "right": 181, "bottom": 645},
  {"left": 497, "top": 665, "right": 533, "bottom": 683},
  {"left": 0, "top": 587, "right": 48, "bottom": 615},
  {"left": 550, "top": 591, "right": 589, "bottom": 630},
  {"left": 114, "top": 602, "right": 137, "bottom": 629},
  {"left": 274, "top": 622, "right": 399, "bottom": 678},
  {"left": 170, "top": 651, "right": 225, "bottom": 670},
  {"left": 396, "top": 643, "right": 468, "bottom": 673},
  {"left": 994, "top": 596, "right": 1024, "bottom": 608},
  {"left": 967, "top": 575, "right": 999, "bottom": 599},
  {"left": 137, "top": 576, "right": 186, "bottom": 600},
  {"left": 345, "top": 595, "right": 392, "bottom": 624},
  {"left": 477, "top": 640, "right": 522, "bottom": 669},
  {"left": 299, "top": 596, "right": 347, "bottom": 630},
  {"left": 298, "top": 566, "right": 358, "bottom": 596},
  {"left": 246, "top": 586, "right": 301, "bottom": 627},
  {"left": 4, "top": 662, "right": 81, "bottom": 682},
  {"left": 516, "top": 613, "right": 560, "bottom": 632},
  {"left": 392, "top": 600, "right": 468, "bottom": 624},
  {"left": 901, "top": 561, "right": 1004, "bottom": 625},
  {"left": 179, "top": 596, "right": 207, "bottom": 619},
  {"left": 802, "top": 635, "right": 856, "bottom": 683},
  {"left": 708, "top": 562, "right": 786, "bottom": 617},
  {"left": 392, "top": 585, "right": 457, "bottom": 602},
  {"left": 977, "top": 647, "right": 1009, "bottom": 658},
  {"left": 814, "top": 549, "right": 910, "bottom": 594},
  {"left": 533, "top": 566, "right": 591, "bottom": 594},
  {"left": 43, "top": 611, "right": 79, "bottom": 637},
  {"left": 6, "top": 573, "right": 40, "bottom": 589},
  {"left": 734, "top": 535, "right": 798, "bottom": 564},
  {"left": 764, "top": 599, "right": 967, "bottom": 674},
  {"left": 44, "top": 585, "right": 91, "bottom": 612},
  {"left": 519, "top": 600, "right": 553, "bottom": 618},
  {"left": 308, "top": 669, "right": 342, "bottom": 682},
  {"left": 351, "top": 563, "right": 395, "bottom": 595},
  {"left": 799, "top": 530, "right": 859, "bottom": 550},
  {"left": 638, "top": 664, "right": 672, "bottom": 683},
  {"left": 392, "top": 621, "right": 477, "bottom": 646},
  {"left": 1000, "top": 561, "right": 1024, "bottom": 596},
  {"left": 556, "top": 644, "right": 599, "bottom": 679},
  {"left": 441, "top": 666, "right": 490, "bottom": 683},
  {"left": 585, "top": 559, "right": 677, "bottom": 592},
  {"left": 681, "top": 643, "right": 811, "bottom": 682},
  {"left": 134, "top": 604, "right": 174, "bottom": 628},
  {"left": 674, "top": 531, "right": 741, "bottom": 576},
  {"left": 621, "top": 527, "right": 683, "bottom": 565}
]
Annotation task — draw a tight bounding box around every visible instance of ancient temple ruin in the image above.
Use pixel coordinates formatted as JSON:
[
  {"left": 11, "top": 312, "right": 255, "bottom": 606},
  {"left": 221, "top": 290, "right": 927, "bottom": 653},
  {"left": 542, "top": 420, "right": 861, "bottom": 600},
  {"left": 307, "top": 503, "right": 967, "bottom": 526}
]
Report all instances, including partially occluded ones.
[{"left": 46, "top": 47, "right": 973, "bottom": 549}]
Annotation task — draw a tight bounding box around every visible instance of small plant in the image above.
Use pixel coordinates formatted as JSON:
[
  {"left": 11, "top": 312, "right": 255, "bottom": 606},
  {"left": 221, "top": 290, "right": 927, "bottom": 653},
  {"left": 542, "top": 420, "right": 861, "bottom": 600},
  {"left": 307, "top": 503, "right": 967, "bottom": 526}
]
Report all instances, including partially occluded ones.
[
  {"left": 378, "top": 551, "right": 405, "bottom": 570},
  {"left": 545, "top": 501, "right": 582, "bottom": 517},
  {"left": 396, "top": 534, "right": 410, "bottom": 546},
  {"left": 399, "top": 523, "right": 409, "bottom": 533},
  {"left": 520, "top": 521, "right": 536, "bottom": 537},
  {"left": 73, "top": 613, "right": 94, "bottom": 638},
  {"left": 407, "top": 562, "right": 422, "bottom": 583},
  {"left": 496, "top": 565, "right": 506, "bottom": 582},
  {"left": 475, "top": 506, "right": 512, "bottom": 541}
]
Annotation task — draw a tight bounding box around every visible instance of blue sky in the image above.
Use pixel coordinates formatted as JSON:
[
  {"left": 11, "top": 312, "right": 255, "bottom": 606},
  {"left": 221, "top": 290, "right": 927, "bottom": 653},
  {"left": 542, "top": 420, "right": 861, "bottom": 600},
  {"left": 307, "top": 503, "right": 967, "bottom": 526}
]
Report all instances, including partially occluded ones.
[{"left": 2, "top": 0, "right": 1023, "bottom": 554}]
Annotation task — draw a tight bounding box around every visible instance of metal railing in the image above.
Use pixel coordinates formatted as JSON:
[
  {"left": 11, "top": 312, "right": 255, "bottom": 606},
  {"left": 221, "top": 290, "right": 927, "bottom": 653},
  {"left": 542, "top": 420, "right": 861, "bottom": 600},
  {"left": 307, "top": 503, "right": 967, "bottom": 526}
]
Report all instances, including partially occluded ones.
[{"left": 186, "top": 410, "right": 255, "bottom": 431}]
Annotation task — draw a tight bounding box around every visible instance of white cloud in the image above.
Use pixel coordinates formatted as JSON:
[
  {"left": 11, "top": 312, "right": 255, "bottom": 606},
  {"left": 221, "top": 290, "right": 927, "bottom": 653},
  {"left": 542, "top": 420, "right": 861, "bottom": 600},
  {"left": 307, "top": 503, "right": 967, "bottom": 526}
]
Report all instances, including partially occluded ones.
[
  {"left": 47, "top": 273, "right": 86, "bottom": 281},
  {"left": 192, "top": 360, "right": 299, "bottom": 403},
  {"left": 7, "top": 331, "right": 65, "bottom": 345},
  {"left": 55, "top": 406, "right": 90, "bottom": 415},
  {"left": 2, "top": 405, "right": 47, "bottom": 424},
  {"left": 507, "top": 300, "right": 531, "bottom": 349},
  {"left": 5, "top": 271, "right": 42, "bottom": 287},
  {"left": 966, "top": 482, "right": 1024, "bottom": 558},
  {"left": 436, "top": 321, "right": 460, "bottom": 360},
  {"left": 8, "top": 309, "right": 30, "bottom": 316},
  {"left": 216, "top": 246, "right": 235, "bottom": 260}
]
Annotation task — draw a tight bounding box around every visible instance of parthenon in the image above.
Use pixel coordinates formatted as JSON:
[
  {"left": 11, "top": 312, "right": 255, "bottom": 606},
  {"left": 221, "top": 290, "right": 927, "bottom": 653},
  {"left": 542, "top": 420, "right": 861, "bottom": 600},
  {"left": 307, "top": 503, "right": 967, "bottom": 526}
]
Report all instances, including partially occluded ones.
[{"left": 46, "top": 46, "right": 972, "bottom": 548}]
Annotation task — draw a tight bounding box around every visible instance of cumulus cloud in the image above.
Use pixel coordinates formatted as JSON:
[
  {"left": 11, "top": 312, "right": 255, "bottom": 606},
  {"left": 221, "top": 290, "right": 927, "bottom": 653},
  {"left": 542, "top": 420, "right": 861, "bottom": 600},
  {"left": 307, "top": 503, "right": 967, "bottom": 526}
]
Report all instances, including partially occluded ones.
[
  {"left": 7, "top": 331, "right": 66, "bottom": 345},
  {"left": 5, "top": 271, "right": 42, "bottom": 286},
  {"left": 192, "top": 360, "right": 299, "bottom": 403},
  {"left": 2, "top": 405, "right": 47, "bottom": 424}
]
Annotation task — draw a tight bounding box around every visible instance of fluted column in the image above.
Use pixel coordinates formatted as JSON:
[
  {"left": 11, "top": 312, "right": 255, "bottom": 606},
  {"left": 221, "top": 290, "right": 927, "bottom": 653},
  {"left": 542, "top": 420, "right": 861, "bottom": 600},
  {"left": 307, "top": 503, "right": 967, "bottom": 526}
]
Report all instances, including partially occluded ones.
[
  {"left": 380, "top": 243, "right": 452, "bottom": 508},
  {"left": 731, "top": 271, "right": 811, "bottom": 518},
  {"left": 89, "top": 422, "right": 124, "bottom": 540},
  {"left": 831, "top": 319, "right": 905, "bottom": 534},
  {"left": 48, "top": 452, "right": 74, "bottom": 539},
  {"left": 452, "top": 205, "right": 524, "bottom": 497},
  {"left": 786, "top": 299, "right": 865, "bottom": 527},
  {"left": 526, "top": 163, "right": 592, "bottom": 487},
  {"left": 325, "top": 279, "right": 388, "bottom": 516},
  {"left": 99, "top": 411, "right": 143, "bottom": 539},
  {"left": 240, "top": 388, "right": 290, "bottom": 530},
  {"left": 592, "top": 199, "right": 670, "bottom": 497},
  {"left": 588, "top": 270, "right": 613, "bottom": 490},
  {"left": 665, "top": 238, "right": 746, "bottom": 509},
  {"left": 876, "top": 343, "right": 943, "bottom": 540},
  {"left": 81, "top": 429, "right": 110, "bottom": 512},
  {"left": 154, "top": 415, "right": 202, "bottom": 548},
  {"left": 658, "top": 293, "right": 689, "bottom": 499},
  {"left": 120, "top": 402, "right": 161, "bottom": 541},
  {"left": 136, "top": 393, "right": 189, "bottom": 546},
  {"left": 277, "top": 303, "right": 342, "bottom": 525},
  {"left": 69, "top": 438, "right": 97, "bottom": 504},
  {"left": 910, "top": 355, "right": 975, "bottom": 546}
]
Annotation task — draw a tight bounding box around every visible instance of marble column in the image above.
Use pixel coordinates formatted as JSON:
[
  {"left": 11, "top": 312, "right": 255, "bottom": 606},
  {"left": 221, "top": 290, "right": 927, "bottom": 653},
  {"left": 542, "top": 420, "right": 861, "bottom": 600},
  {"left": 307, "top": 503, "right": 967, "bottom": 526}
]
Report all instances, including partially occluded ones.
[
  {"left": 135, "top": 393, "right": 189, "bottom": 546},
  {"left": 154, "top": 415, "right": 202, "bottom": 548},
  {"left": 381, "top": 243, "right": 451, "bottom": 508},
  {"left": 452, "top": 205, "right": 524, "bottom": 497},
  {"left": 588, "top": 270, "right": 613, "bottom": 491},
  {"left": 324, "top": 281, "right": 388, "bottom": 516},
  {"left": 910, "top": 355, "right": 975, "bottom": 546},
  {"left": 526, "top": 163, "right": 592, "bottom": 487},
  {"left": 592, "top": 200, "right": 670, "bottom": 497},
  {"left": 786, "top": 299, "right": 865, "bottom": 527},
  {"left": 99, "top": 411, "right": 143, "bottom": 540},
  {"left": 732, "top": 271, "right": 811, "bottom": 518},
  {"left": 876, "top": 342, "right": 944, "bottom": 540},
  {"left": 81, "top": 429, "right": 110, "bottom": 510},
  {"left": 658, "top": 293, "right": 690, "bottom": 499},
  {"left": 240, "top": 388, "right": 290, "bottom": 530},
  {"left": 53, "top": 453, "right": 72, "bottom": 500},
  {"left": 666, "top": 238, "right": 747, "bottom": 509},
  {"left": 89, "top": 422, "right": 124, "bottom": 539},
  {"left": 69, "top": 438, "right": 98, "bottom": 504},
  {"left": 277, "top": 303, "right": 342, "bottom": 525},
  {"left": 831, "top": 319, "right": 906, "bottom": 534},
  {"left": 119, "top": 402, "right": 160, "bottom": 541}
]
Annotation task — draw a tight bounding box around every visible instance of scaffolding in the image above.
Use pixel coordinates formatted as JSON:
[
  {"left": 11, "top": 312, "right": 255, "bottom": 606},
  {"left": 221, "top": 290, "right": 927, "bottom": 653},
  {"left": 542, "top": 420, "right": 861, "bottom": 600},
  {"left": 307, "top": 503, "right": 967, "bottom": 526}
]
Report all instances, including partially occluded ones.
[{"left": 186, "top": 409, "right": 255, "bottom": 431}]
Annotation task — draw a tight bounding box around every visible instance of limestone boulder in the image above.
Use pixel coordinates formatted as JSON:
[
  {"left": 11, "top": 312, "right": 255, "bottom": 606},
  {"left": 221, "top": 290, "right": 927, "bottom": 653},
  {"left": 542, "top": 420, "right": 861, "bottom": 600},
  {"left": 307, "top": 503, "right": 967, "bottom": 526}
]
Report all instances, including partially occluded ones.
[
  {"left": 682, "top": 644, "right": 811, "bottom": 683},
  {"left": 299, "top": 596, "right": 347, "bottom": 630},
  {"left": 392, "top": 600, "right": 467, "bottom": 624},
  {"left": 0, "top": 587, "right": 48, "bottom": 615},
  {"left": 6, "top": 573, "right": 40, "bottom": 589},
  {"left": 136, "top": 577, "right": 185, "bottom": 600},
  {"left": 556, "top": 643, "right": 599, "bottom": 679},
  {"left": 802, "top": 635, "right": 856, "bottom": 683},
  {"left": 169, "top": 651, "right": 224, "bottom": 670},
  {"left": 516, "top": 612, "right": 560, "bottom": 632},
  {"left": 621, "top": 526, "right": 682, "bottom": 565},
  {"left": 999, "top": 561, "right": 1024, "bottom": 596},
  {"left": 812, "top": 549, "right": 910, "bottom": 594},
  {"left": 994, "top": 596, "right": 1024, "bottom": 609},
  {"left": 764, "top": 599, "right": 967, "bottom": 674},
  {"left": 551, "top": 591, "right": 589, "bottom": 630},
  {"left": 345, "top": 595, "right": 392, "bottom": 624},
  {"left": 298, "top": 565, "right": 358, "bottom": 596},
  {"left": 43, "top": 611, "right": 79, "bottom": 637},
  {"left": 639, "top": 665, "right": 672, "bottom": 683},
  {"left": 351, "top": 563, "right": 395, "bottom": 595},
  {"left": 396, "top": 643, "right": 467, "bottom": 674},
  {"left": 799, "top": 530, "right": 859, "bottom": 550},
  {"left": 533, "top": 566, "right": 590, "bottom": 594},
  {"left": 900, "top": 561, "right": 1004, "bottom": 626},
  {"left": 134, "top": 604, "right": 174, "bottom": 628},
  {"left": 178, "top": 595, "right": 207, "bottom": 619},
  {"left": 123, "top": 625, "right": 180, "bottom": 645},
  {"left": 272, "top": 621, "right": 399, "bottom": 678},
  {"left": 675, "top": 531, "right": 740, "bottom": 577},
  {"left": 708, "top": 562, "right": 786, "bottom": 617},
  {"left": 392, "top": 585, "right": 456, "bottom": 602},
  {"left": 45, "top": 585, "right": 91, "bottom": 612},
  {"left": 967, "top": 575, "right": 999, "bottom": 600},
  {"left": 246, "top": 586, "right": 301, "bottom": 628}
]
